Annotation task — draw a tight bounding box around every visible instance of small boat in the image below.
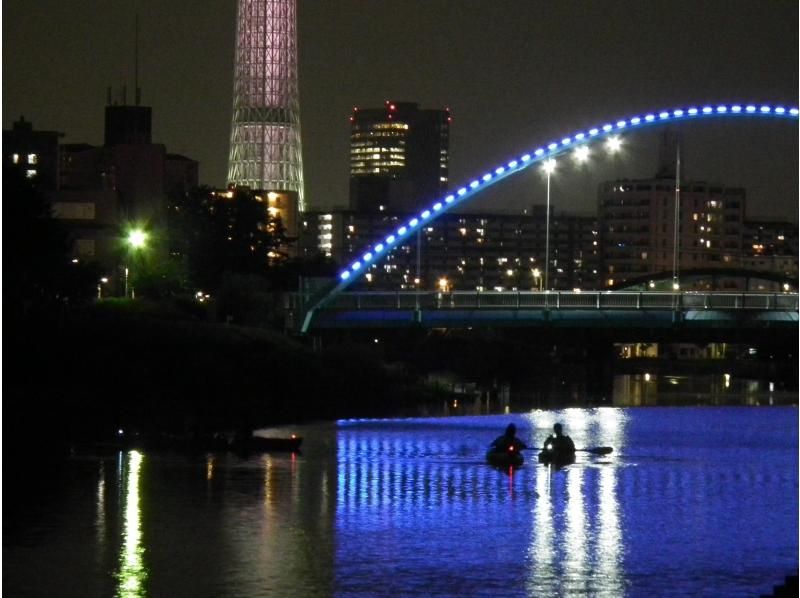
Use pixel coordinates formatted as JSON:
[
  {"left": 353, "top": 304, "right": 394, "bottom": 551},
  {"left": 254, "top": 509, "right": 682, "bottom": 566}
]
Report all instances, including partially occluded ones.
[
  {"left": 537, "top": 449, "right": 575, "bottom": 467},
  {"left": 486, "top": 445, "right": 524, "bottom": 468}
]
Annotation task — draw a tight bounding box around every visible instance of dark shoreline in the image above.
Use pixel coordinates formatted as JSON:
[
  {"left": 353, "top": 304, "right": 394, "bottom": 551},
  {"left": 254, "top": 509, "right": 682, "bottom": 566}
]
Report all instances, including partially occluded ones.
[{"left": 5, "top": 301, "right": 796, "bottom": 461}]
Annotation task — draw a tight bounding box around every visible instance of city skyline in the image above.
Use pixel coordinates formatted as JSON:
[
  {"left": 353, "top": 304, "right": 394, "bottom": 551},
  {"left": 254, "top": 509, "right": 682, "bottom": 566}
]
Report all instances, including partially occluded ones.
[{"left": 3, "top": 0, "right": 797, "bottom": 221}]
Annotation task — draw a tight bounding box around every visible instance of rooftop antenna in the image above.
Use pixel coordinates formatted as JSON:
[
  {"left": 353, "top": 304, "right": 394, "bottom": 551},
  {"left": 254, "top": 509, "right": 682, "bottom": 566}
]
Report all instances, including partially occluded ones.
[{"left": 134, "top": 13, "right": 141, "bottom": 106}]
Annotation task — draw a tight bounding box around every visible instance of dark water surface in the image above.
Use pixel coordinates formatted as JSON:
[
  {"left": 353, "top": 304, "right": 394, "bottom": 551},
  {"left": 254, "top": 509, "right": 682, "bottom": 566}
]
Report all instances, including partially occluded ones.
[{"left": 4, "top": 407, "right": 797, "bottom": 597}]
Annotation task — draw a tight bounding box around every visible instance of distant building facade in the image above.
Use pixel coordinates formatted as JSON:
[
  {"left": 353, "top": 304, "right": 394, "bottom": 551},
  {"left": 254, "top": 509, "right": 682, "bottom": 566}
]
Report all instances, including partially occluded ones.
[
  {"left": 349, "top": 101, "right": 450, "bottom": 213},
  {"left": 597, "top": 177, "right": 746, "bottom": 287},
  {"left": 4, "top": 97, "right": 199, "bottom": 279},
  {"left": 299, "top": 207, "right": 599, "bottom": 291},
  {"left": 3, "top": 116, "right": 62, "bottom": 191}
]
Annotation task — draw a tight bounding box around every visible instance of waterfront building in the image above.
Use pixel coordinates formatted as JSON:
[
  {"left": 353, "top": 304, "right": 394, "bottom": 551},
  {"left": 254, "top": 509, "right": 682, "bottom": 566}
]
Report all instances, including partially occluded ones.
[
  {"left": 349, "top": 101, "right": 450, "bottom": 213},
  {"left": 227, "top": 0, "right": 304, "bottom": 213},
  {"left": 740, "top": 219, "right": 798, "bottom": 287}
]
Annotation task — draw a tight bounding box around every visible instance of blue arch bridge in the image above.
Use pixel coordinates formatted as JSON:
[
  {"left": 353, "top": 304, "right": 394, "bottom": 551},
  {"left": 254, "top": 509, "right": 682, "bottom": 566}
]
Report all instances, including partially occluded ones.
[{"left": 294, "top": 101, "right": 798, "bottom": 337}]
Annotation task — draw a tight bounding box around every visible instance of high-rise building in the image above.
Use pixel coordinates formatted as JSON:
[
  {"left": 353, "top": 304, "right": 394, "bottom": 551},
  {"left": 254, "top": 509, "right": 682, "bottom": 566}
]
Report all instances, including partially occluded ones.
[
  {"left": 350, "top": 101, "right": 450, "bottom": 213},
  {"left": 227, "top": 0, "right": 304, "bottom": 211}
]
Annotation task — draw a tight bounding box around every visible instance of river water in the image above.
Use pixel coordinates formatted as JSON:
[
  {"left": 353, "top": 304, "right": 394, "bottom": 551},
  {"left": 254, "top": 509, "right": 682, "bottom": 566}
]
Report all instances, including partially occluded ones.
[{"left": 4, "top": 407, "right": 797, "bottom": 597}]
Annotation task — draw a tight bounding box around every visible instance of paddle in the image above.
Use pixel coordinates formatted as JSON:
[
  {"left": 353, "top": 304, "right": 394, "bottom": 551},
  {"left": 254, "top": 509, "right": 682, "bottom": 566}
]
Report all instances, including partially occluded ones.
[
  {"left": 524, "top": 446, "right": 613, "bottom": 455},
  {"left": 577, "top": 447, "right": 613, "bottom": 455}
]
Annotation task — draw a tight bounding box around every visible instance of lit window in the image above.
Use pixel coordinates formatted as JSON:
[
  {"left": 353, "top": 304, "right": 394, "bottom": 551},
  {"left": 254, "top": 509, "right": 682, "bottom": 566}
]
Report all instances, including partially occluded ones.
[
  {"left": 12, "top": 153, "right": 20, "bottom": 164},
  {"left": 26, "top": 169, "right": 37, "bottom": 178}
]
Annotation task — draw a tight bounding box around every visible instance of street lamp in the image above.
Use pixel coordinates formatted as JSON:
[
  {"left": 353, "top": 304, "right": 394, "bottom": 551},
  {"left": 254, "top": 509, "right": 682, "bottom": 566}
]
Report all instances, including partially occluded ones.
[
  {"left": 97, "top": 276, "right": 109, "bottom": 299},
  {"left": 542, "top": 158, "right": 556, "bottom": 291},
  {"left": 573, "top": 145, "right": 590, "bottom": 165},
  {"left": 605, "top": 135, "right": 622, "bottom": 154},
  {"left": 125, "top": 228, "right": 148, "bottom": 299},
  {"left": 532, "top": 268, "right": 542, "bottom": 291}
]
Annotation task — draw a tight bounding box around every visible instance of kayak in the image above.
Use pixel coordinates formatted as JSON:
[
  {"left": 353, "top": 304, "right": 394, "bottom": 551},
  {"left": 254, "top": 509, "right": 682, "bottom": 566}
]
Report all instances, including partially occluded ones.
[
  {"left": 486, "top": 446, "right": 524, "bottom": 468},
  {"left": 538, "top": 449, "right": 575, "bottom": 467}
]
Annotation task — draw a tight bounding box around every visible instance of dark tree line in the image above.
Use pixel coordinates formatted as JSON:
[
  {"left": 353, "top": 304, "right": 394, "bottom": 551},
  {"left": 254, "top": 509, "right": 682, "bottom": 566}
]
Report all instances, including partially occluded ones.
[
  {"left": 3, "top": 164, "right": 100, "bottom": 322},
  {"left": 167, "top": 186, "right": 336, "bottom": 296}
]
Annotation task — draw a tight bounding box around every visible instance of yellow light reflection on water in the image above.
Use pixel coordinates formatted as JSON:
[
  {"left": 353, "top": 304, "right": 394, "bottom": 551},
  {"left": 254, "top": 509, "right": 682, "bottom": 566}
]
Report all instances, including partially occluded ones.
[
  {"left": 97, "top": 464, "right": 107, "bottom": 551},
  {"left": 117, "top": 450, "right": 147, "bottom": 597}
]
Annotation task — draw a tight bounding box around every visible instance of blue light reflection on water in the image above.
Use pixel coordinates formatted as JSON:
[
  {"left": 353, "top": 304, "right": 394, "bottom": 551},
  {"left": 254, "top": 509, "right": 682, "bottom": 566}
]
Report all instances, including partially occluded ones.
[
  {"left": 334, "top": 407, "right": 797, "bottom": 597},
  {"left": 2, "top": 407, "right": 796, "bottom": 597}
]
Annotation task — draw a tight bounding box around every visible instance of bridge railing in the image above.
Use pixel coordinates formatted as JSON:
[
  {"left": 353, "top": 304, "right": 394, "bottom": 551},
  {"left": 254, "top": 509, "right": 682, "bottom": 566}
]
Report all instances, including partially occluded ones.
[{"left": 313, "top": 291, "right": 799, "bottom": 311}]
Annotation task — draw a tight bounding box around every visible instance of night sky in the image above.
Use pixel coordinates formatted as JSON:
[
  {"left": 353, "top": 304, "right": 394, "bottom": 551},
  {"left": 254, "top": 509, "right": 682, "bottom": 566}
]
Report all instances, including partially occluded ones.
[{"left": 3, "top": 0, "right": 798, "bottom": 220}]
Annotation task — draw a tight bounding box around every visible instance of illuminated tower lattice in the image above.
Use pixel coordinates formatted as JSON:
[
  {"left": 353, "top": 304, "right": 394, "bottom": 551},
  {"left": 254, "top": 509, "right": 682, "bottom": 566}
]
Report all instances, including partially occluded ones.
[{"left": 227, "top": 0, "right": 304, "bottom": 210}]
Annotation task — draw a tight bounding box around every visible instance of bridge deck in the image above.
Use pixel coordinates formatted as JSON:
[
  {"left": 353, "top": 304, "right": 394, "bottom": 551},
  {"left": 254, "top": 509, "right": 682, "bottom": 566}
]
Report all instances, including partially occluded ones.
[{"left": 296, "top": 291, "right": 799, "bottom": 332}]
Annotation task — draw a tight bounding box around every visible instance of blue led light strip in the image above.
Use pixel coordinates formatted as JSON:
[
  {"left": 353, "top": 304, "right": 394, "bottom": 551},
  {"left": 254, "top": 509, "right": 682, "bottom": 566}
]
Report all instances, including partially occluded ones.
[{"left": 302, "top": 102, "right": 797, "bottom": 330}]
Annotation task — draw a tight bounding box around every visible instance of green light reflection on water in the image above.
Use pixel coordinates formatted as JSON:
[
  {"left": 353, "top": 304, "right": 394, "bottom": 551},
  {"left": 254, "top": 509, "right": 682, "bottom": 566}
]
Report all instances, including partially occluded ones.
[{"left": 116, "top": 450, "right": 147, "bottom": 597}]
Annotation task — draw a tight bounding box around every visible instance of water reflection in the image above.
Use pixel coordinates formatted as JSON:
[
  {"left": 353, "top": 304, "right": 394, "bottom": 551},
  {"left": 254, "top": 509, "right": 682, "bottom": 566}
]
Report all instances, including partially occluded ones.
[
  {"left": 116, "top": 450, "right": 147, "bottom": 597},
  {"left": 597, "top": 467, "right": 624, "bottom": 596},
  {"left": 96, "top": 463, "right": 106, "bottom": 552},
  {"left": 613, "top": 373, "right": 793, "bottom": 406},
  {"left": 527, "top": 408, "right": 625, "bottom": 596}
]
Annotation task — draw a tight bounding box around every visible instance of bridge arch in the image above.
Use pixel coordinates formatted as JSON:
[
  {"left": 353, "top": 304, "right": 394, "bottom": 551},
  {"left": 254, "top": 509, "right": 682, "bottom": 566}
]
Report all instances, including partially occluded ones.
[{"left": 302, "top": 102, "right": 798, "bottom": 331}]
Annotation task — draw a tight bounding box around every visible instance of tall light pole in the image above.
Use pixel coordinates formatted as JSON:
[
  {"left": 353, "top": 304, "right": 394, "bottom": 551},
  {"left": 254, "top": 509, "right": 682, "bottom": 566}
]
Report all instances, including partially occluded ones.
[
  {"left": 125, "top": 228, "right": 148, "bottom": 299},
  {"left": 542, "top": 159, "right": 556, "bottom": 291},
  {"left": 672, "top": 144, "right": 681, "bottom": 291}
]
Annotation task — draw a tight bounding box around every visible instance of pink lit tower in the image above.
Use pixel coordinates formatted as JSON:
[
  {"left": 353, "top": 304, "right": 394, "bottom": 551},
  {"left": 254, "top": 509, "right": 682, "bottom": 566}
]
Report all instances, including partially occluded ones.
[{"left": 227, "top": 0, "right": 305, "bottom": 211}]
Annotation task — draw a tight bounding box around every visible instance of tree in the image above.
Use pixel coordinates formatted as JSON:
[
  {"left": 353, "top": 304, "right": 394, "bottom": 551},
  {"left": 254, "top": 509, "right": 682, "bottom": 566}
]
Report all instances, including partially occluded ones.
[
  {"left": 168, "top": 186, "right": 295, "bottom": 293},
  {"left": 3, "top": 163, "right": 98, "bottom": 317}
]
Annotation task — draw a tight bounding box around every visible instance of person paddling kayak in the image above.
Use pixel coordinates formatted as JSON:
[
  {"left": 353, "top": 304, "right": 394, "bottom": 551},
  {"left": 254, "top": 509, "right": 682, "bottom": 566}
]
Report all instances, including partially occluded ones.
[
  {"left": 538, "top": 423, "right": 575, "bottom": 465},
  {"left": 486, "top": 423, "right": 527, "bottom": 467},
  {"left": 490, "top": 423, "right": 527, "bottom": 452}
]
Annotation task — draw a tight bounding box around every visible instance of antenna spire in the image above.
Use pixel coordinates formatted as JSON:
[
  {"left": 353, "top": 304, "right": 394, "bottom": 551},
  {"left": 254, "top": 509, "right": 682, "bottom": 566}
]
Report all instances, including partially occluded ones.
[{"left": 134, "top": 13, "right": 141, "bottom": 105}]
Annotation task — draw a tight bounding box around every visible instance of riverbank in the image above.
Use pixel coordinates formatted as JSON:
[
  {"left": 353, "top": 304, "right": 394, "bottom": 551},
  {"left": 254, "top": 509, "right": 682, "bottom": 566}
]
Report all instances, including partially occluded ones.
[{"left": 3, "top": 301, "right": 448, "bottom": 456}]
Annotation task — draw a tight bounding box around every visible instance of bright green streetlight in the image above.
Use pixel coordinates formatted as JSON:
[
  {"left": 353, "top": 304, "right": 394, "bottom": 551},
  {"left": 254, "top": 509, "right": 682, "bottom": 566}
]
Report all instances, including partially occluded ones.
[
  {"left": 125, "top": 228, "right": 148, "bottom": 298},
  {"left": 127, "top": 228, "right": 148, "bottom": 249}
]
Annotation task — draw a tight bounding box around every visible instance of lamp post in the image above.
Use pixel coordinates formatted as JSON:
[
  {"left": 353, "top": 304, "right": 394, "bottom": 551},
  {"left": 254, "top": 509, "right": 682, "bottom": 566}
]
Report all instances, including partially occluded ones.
[
  {"left": 532, "top": 268, "right": 542, "bottom": 291},
  {"left": 672, "top": 144, "right": 681, "bottom": 292},
  {"left": 125, "top": 228, "right": 148, "bottom": 299},
  {"left": 542, "top": 159, "right": 556, "bottom": 291},
  {"left": 97, "top": 276, "right": 109, "bottom": 300}
]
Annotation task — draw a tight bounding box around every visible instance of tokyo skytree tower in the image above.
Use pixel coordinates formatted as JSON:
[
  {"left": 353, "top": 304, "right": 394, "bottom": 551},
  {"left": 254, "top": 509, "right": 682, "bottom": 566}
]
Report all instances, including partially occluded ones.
[{"left": 227, "top": 0, "right": 304, "bottom": 210}]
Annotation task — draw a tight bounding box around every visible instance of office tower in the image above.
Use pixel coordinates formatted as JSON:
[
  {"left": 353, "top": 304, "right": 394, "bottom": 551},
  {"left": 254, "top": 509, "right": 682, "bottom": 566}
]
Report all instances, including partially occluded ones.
[
  {"left": 350, "top": 101, "right": 450, "bottom": 213},
  {"left": 227, "top": 0, "right": 304, "bottom": 211}
]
